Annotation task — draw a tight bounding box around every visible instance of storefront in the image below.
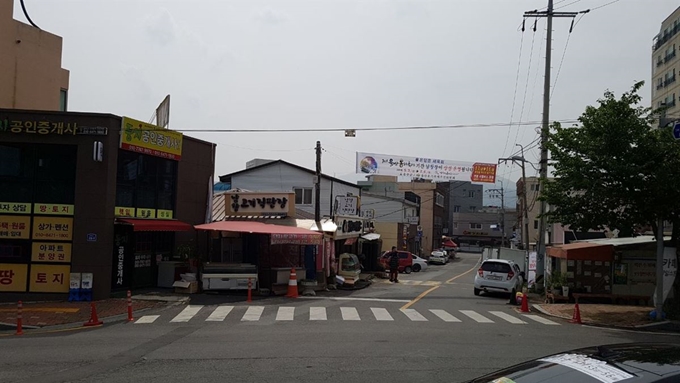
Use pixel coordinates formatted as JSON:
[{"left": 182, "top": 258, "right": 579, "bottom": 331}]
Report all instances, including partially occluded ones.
[{"left": 0, "top": 109, "right": 215, "bottom": 301}]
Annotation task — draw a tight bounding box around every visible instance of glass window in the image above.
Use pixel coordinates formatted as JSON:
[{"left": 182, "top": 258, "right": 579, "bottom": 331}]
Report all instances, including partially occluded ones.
[
  {"left": 59, "top": 89, "right": 68, "bottom": 112},
  {"left": 115, "top": 151, "right": 177, "bottom": 210},
  {"left": 294, "top": 188, "right": 312, "bottom": 205}
]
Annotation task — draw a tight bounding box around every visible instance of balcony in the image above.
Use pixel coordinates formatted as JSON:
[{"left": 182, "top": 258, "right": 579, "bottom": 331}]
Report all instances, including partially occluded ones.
[
  {"left": 665, "top": 51, "right": 677, "bottom": 63},
  {"left": 658, "top": 60, "right": 664, "bottom": 67},
  {"left": 654, "top": 25, "right": 680, "bottom": 51},
  {"left": 658, "top": 83, "right": 665, "bottom": 90},
  {"left": 664, "top": 76, "right": 677, "bottom": 87}
]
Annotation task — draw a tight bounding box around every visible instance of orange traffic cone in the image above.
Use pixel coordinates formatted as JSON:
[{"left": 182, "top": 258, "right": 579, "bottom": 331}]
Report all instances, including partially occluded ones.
[
  {"left": 520, "top": 292, "right": 530, "bottom": 313},
  {"left": 83, "top": 302, "right": 104, "bottom": 327},
  {"left": 286, "top": 268, "right": 298, "bottom": 298},
  {"left": 570, "top": 303, "right": 582, "bottom": 324}
]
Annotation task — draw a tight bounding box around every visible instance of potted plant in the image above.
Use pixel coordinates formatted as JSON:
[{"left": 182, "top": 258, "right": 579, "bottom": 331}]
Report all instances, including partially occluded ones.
[{"left": 176, "top": 241, "right": 198, "bottom": 270}]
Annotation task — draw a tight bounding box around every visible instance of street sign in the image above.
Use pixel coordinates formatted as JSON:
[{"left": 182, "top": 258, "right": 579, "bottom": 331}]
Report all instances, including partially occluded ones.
[{"left": 673, "top": 122, "right": 680, "bottom": 140}]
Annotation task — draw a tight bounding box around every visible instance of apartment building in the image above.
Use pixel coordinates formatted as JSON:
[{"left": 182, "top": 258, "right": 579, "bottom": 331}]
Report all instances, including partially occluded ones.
[{"left": 652, "top": 6, "right": 680, "bottom": 118}]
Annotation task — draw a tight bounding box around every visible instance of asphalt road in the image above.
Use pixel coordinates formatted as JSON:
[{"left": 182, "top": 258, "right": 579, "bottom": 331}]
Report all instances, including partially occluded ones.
[{"left": 1, "top": 252, "right": 679, "bottom": 383}]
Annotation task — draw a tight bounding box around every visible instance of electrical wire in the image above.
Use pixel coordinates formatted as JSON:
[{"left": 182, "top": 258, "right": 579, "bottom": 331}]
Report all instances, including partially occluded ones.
[
  {"left": 20, "top": 0, "right": 40, "bottom": 29},
  {"left": 551, "top": 13, "right": 586, "bottom": 100},
  {"left": 554, "top": 0, "right": 581, "bottom": 10},
  {"left": 501, "top": 30, "right": 526, "bottom": 160},
  {"left": 589, "top": 0, "right": 621, "bottom": 11}
]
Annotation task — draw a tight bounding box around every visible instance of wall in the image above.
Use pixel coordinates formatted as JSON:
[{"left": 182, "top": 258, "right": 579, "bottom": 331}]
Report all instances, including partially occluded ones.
[
  {"left": 360, "top": 194, "right": 416, "bottom": 223},
  {"left": 398, "top": 181, "right": 435, "bottom": 254},
  {"left": 374, "top": 222, "right": 398, "bottom": 252},
  {"left": 652, "top": 7, "right": 680, "bottom": 112},
  {"left": 0, "top": 2, "right": 69, "bottom": 111}
]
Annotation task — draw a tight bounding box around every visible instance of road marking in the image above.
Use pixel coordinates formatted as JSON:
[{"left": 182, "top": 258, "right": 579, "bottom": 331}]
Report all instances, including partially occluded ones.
[
  {"left": 170, "top": 305, "right": 203, "bottom": 323},
  {"left": 135, "top": 315, "right": 159, "bottom": 324},
  {"left": 241, "top": 306, "right": 265, "bottom": 321},
  {"left": 445, "top": 261, "right": 481, "bottom": 284},
  {"left": 310, "top": 307, "right": 327, "bottom": 321},
  {"left": 523, "top": 314, "right": 560, "bottom": 325},
  {"left": 341, "top": 307, "right": 361, "bottom": 321},
  {"left": 276, "top": 307, "right": 295, "bottom": 321},
  {"left": 371, "top": 307, "right": 394, "bottom": 321},
  {"left": 489, "top": 311, "right": 527, "bottom": 324},
  {"left": 400, "top": 285, "right": 440, "bottom": 310},
  {"left": 299, "top": 296, "right": 411, "bottom": 303},
  {"left": 206, "top": 306, "right": 233, "bottom": 322},
  {"left": 401, "top": 309, "right": 428, "bottom": 321},
  {"left": 429, "top": 309, "right": 461, "bottom": 322},
  {"left": 460, "top": 310, "right": 494, "bottom": 323}
]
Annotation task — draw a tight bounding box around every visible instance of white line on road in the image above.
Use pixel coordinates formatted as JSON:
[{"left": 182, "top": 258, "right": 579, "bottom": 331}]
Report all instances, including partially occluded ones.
[
  {"left": 205, "top": 306, "right": 233, "bottom": 322},
  {"left": 299, "top": 296, "right": 411, "bottom": 303},
  {"left": 170, "top": 305, "right": 203, "bottom": 323},
  {"left": 523, "top": 314, "right": 560, "bottom": 325},
  {"left": 460, "top": 310, "right": 494, "bottom": 323},
  {"left": 341, "top": 307, "right": 361, "bottom": 321},
  {"left": 429, "top": 309, "right": 461, "bottom": 322},
  {"left": 371, "top": 307, "right": 394, "bottom": 321},
  {"left": 310, "top": 307, "right": 327, "bottom": 321},
  {"left": 276, "top": 307, "right": 295, "bottom": 321},
  {"left": 135, "top": 315, "right": 159, "bottom": 324},
  {"left": 401, "top": 309, "right": 428, "bottom": 321},
  {"left": 241, "top": 306, "right": 265, "bottom": 321},
  {"left": 489, "top": 311, "right": 527, "bottom": 324}
]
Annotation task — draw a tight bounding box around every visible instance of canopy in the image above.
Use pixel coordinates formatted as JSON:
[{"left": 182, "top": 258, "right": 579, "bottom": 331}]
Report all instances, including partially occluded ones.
[
  {"left": 195, "top": 220, "right": 322, "bottom": 245},
  {"left": 116, "top": 218, "right": 193, "bottom": 232},
  {"left": 442, "top": 239, "right": 458, "bottom": 248}
]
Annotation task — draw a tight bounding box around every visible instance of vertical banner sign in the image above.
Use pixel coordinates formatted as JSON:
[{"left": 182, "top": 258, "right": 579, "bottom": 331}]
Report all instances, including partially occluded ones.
[
  {"left": 156, "top": 94, "right": 171, "bottom": 129},
  {"left": 654, "top": 247, "right": 678, "bottom": 307},
  {"left": 116, "top": 246, "right": 125, "bottom": 286}
]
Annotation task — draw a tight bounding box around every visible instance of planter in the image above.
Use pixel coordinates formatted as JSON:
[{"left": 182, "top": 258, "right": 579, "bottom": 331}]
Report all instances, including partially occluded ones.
[{"left": 562, "top": 286, "right": 570, "bottom": 297}]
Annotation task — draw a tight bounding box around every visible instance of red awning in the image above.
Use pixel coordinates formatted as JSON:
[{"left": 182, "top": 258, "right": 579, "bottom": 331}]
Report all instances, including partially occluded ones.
[
  {"left": 344, "top": 237, "right": 358, "bottom": 246},
  {"left": 116, "top": 218, "right": 194, "bottom": 232},
  {"left": 194, "top": 221, "right": 322, "bottom": 245},
  {"left": 442, "top": 239, "right": 458, "bottom": 248}
]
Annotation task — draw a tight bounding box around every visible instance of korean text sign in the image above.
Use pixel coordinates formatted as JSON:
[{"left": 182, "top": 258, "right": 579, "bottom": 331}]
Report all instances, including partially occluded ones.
[
  {"left": 31, "top": 242, "right": 72, "bottom": 263},
  {"left": 0, "top": 215, "right": 31, "bottom": 239},
  {"left": 29, "top": 264, "right": 71, "bottom": 293},
  {"left": 32, "top": 217, "right": 74, "bottom": 241},
  {"left": 0, "top": 264, "right": 28, "bottom": 292},
  {"left": 120, "top": 116, "right": 183, "bottom": 160}
]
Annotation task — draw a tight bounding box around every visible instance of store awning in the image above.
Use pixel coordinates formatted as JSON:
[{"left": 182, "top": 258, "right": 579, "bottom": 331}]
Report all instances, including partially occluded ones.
[
  {"left": 195, "top": 221, "right": 322, "bottom": 245},
  {"left": 442, "top": 239, "right": 458, "bottom": 248},
  {"left": 547, "top": 242, "right": 614, "bottom": 261},
  {"left": 344, "top": 237, "right": 358, "bottom": 246},
  {"left": 116, "top": 218, "right": 194, "bottom": 232},
  {"left": 361, "top": 233, "right": 381, "bottom": 241}
]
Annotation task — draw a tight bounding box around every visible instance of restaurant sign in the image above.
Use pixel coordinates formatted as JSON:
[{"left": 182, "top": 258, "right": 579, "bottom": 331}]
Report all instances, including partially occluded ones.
[
  {"left": 227, "top": 192, "right": 294, "bottom": 216},
  {"left": 270, "top": 233, "right": 322, "bottom": 245},
  {"left": 120, "top": 116, "right": 183, "bottom": 161}
]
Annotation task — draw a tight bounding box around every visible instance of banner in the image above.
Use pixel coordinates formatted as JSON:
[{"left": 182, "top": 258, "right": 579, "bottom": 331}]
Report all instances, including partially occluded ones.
[
  {"left": 356, "top": 152, "right": 497, "bottom": 183},
  {"left": 120, "top": 116, "right": 183, "bottom": 160},
  {"left": 653, "top": 247, "right": 678, "bottom": 308}
]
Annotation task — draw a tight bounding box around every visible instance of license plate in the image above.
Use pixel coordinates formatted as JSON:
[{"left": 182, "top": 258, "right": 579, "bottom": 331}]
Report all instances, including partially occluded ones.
[{"left": 488, "top": 275, "right": 503, "bottom": 281}]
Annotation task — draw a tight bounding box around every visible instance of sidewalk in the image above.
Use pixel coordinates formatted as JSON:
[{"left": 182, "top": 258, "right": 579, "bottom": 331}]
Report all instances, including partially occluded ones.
[{"left": 533, "top": 302, "right": 671, "bottom": 329}]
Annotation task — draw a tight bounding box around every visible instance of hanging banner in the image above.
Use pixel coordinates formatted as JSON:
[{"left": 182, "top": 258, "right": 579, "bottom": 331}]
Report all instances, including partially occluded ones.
[
  {"left": 120, "top": 116, "right": 183, "bottom": 160},
  {"left": 654, "top": 247, "right": 678, "bottom": 307},
  {"left": 356, "top": 151, "right": 497, "bottom": 183}
]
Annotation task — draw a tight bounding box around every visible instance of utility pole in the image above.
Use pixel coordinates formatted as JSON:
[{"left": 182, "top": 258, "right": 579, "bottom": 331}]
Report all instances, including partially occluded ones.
[
  {"left": 315, "top": 141, "right": 321, "bottom": 223},
  {"left": 523, "top": 0, "right": 586, "bottom": 289},
  {"left": 487, "top": 186, "right": 505, "bottom": 247},
  {"left": 499, "top": 151, "right": 530, "bottom": 255}
]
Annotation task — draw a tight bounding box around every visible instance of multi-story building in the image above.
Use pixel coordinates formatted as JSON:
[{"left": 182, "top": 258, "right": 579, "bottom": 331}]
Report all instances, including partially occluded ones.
[
  {"left": 0, "top": 1, "right": 69, "bottom": 111},
  {"left": 360, "top": 193, "right": 419, "bottom": 253},
  {"left": 652, "top": 6, "right": 680, "bottom": 117}
]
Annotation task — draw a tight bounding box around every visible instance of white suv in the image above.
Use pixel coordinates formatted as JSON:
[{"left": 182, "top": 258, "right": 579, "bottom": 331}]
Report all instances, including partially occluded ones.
[{"left": 473, "top": 259, "right": 524, "bottom": 296}]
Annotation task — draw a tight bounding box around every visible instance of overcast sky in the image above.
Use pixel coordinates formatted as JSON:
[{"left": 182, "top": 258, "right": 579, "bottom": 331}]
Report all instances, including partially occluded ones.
[{"left": 13, "top": 0, "right": 679, "bottom": 188}]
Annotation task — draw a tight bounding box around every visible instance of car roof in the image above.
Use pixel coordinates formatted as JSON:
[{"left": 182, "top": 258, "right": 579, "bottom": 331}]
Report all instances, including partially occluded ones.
[{"left": 482, "top": 259, "right": 514, "bottom": 264}]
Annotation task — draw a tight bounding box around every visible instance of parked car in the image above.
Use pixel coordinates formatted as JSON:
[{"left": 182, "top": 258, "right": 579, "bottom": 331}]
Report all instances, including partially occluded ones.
[
  {"left": 428, "top": 250, "right": 448, "bottom": 265},
  {"left": 473, "top": 259, "right": 524, "bottom": 296},
  {"left": 380, "top": 251, "right": 415, "bottom": 274},
  {"left": 411, "top": 254, "right": 428, "bottom": 272},
  {"left": 466, "top": 343, "right": 680, "bottom": 383}
]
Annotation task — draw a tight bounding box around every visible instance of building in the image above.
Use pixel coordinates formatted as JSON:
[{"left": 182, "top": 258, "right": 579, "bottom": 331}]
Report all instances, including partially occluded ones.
[
  {"left": 449, "top": 180, "right": 483, "bottom": 216},
  {"left": 360, "top": 192, "right": 419, "bottom": 253},
  {"left": 0, "top": 109, "right": 215, "bottom": 301},
  {"left": 450, "top": 206, "right": 515, "bottom": 248},
  {"left": 652, "top": 7, "right": 680, "bottom": 117},
  {"left": 0, "top": 1, "right": 69, "bottom": 111}
]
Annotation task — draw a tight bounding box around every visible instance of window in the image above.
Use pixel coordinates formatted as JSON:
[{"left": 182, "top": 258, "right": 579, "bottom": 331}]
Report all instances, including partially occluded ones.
[
  {"left": 115, "top": 151, "right": 178, "bottom": 210},
  {"left": 59, "top": 89, "right": 68, "bottom": 112},
  {"left": 534, "top": 220, "right": 539, "bottom": 229},
  {"left": 531, "top": 184, "right": 540, "bottom": 191},
  {"left": 453, "top": 205, "right": 461, "bottom": 212},
  {"left": 435, "top": 192, "right": 444, "bottom": 207},
  {"left": 470, "top": 223, "right": 482, "bottom": 229},
  {"left": 468, "top": 190, "right": 475, "bottom": 198},
  {"left": 469, "top": 206, "right": 477, "bottom": 212},
  {"left": 294, "top": 187, "right": 312, "bottom": 205}
]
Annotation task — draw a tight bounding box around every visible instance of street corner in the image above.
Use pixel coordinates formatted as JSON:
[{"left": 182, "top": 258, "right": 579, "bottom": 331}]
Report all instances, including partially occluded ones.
[{"left": 530, "top": 303, "right": 677, "bottom": 330}]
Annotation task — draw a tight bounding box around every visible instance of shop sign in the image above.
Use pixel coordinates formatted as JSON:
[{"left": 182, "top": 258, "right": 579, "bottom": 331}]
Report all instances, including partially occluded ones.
[
  {"left": 629, "top": 260, "right": 656, "bottom": 283},
  {"left": 0, "top": 215, "right": 31, "bottom": 239},
  {"left": 134, "top": 254, "right": 152, "bottom": 268},
  {"left": 136, "top": 208, "right": 156, "bottom": 219},
  {"left": 408, "top": 216, "right": 419, "bottom": 225},
  {"left": 32, "top": 217, "right": 73, "bottom": 240},
  {"left": 115, "top": 206, "right": 136, "bottom": 217},
  {"left": 470, "top": 164, "right": 497, "bottom": 183},
  {"left": 463, "top": 230, "right": 489, "bottom": 236},
  {"left": 0, "top": 119, "right": 78, "bottom": 135},
  {"left": 116, "top": 246, "right": 125, "bottom": 285},
  {"left": 270, "top": 233, "right": 322, "bottom": 245},
  {"left": 31, "top": 242, "right": 72, "bottom": 263},
  {"left": 335, "top": 196, "right": 359, "bottom": 216},
  {"left": 33, "top": 203, "right": 74, "bottom": 216},
  {"left": 0, "top": 202, "right": 31, "bottom": 214},
  {"left": 29, "top": 264, "right": 70, "bottom": 293},
  {"left": 157, "top": 209, "right": 173, "bottom": 219},
  {"left": 0, "top": 263, "right": 28, "bottom": 292},
  {"left": 335, "top": 215, "right": 364, "bottom": 239},
  {"left": 361, "top": 209, "right": 375, "bottom": 220},
  {"left": 81, "top": 273, "right": 93, "bottom": 290},
  {"left": 120, "top": 116, "right": 183, "bottom": 161},
  {"left": 227, "top": 192, "right": 293, "bottom": 215},
  {"left": 70, "top": 273, "right": 81, "bottom": 289}
]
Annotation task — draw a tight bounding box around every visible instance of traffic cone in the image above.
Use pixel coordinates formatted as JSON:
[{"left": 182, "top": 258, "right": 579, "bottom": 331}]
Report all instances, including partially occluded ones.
[
  {"left": 570, "top": 303, "right": 582, "bottom": 324},
  {"left": 83, "top": 302, "right": 103, "bottom": 327},
  {"left": 520, "top": 292, "right": 530, "bottom": 313},
  {"left": 286, "top": 268, "right": 298, "bottom": 298}
]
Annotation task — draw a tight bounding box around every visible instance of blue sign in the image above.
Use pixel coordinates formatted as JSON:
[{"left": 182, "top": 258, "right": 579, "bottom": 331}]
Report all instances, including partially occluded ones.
[
  {"left": 87, "top": 233, "right": 97, "bottom": 242},
  {"left": 673, "top": 122, "right": 680, "bottom": 140}
]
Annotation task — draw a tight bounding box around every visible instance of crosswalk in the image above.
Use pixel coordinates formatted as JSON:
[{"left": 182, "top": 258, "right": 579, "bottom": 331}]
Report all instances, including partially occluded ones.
[{"left": 134, "top": 305, "right": 560, "bottom": 326}]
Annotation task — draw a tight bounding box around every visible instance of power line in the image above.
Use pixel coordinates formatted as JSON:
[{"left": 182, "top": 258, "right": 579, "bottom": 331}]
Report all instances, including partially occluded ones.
[
  {"left": 19, "top": 0, "right": 40, "bottom": 29},
  {"left": 590, "top": 0, "right": 621, "bottom": 11},
  {"left": 551, "top": 13, "right": 586, "bottom": 100},
  {"left": 500, "top": 30, "right": 526, "bottom": 160},
  {"left": 554, "top": 0, "right": 581, "bottom": 10}
]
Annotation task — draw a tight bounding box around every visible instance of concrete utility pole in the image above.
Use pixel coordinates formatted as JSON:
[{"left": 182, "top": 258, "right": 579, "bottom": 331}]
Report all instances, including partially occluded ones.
[
  {"left": 315, "top": 141, "right": 322, "bottom": 223},
  {"left": 498, "top": 152, "right": 530, "bottom": 255}
]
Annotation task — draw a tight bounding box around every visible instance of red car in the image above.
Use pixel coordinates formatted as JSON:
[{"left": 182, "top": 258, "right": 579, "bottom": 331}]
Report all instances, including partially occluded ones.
[{"left": 380, "top": 251, "right": 415, "bottom": 274}]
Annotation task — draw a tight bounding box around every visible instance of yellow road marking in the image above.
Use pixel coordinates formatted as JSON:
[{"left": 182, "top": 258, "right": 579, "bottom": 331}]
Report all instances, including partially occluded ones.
[
  {"left": 445, "top": 261, "right": 481, "bottom": 284},
  {"left": 400, "top": 259, "right": 482, "bottom": 310},
  {"left": 0, "top": 308, "right": 80, "bottom": 313}
]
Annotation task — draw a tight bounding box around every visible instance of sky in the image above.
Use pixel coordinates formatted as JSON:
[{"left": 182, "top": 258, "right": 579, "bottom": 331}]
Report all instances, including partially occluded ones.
[{"left": 12, "top": 0, "right": 679, "bottom": 200}]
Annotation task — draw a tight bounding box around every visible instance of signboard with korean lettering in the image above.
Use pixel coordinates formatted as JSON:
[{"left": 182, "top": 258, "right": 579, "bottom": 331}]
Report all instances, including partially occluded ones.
[
  {"left": 0, "top": 202, "right": 31, "bottom": 215},
  {"left": 136, "top": 208, "right": 156, "bottom": 219},
  {"left": 33, "top": 203, "right": 74, "bottom": 216},
  {"left": 226, "top": 192, "right": 295, "bottom": 216},
  {"left": 629, "top": 260, "right": 656, "bottom": 283},
  {"left": 31, "top": 242, "right": 72, "bottom": 263},
  {"left": 81, "top": 273, "right": 93, "bottom": 290},
  {"left": 115, "top": 206, "right": 136, "bottom": 217},
  {"left": 0, "top": 118, "right": 78, "bottom": 135},
  {"left": 120, "top": 116, "right": 183, "bottom": 161},
  {"left": 335, "top": 196, "right": 359, "bottom": 216},
  {"left": 356, "top": 151, "right": 497, "bottom": 183},
  {"left": 0, "top": 215, "right": 31, "bottom": 239},
  {"left": 32, "top": 217, "right": 73, "bottom": 241},
  {"left": 157, "top": 209, "right": 173, "bottom": 219},
  {"left": 0, "top": 263, "right": 28, "bottom": 292},
  {"left": 334, "top": 215, "right": 365, "bottom": 240},
  {"left": 29, "top": 264, "right": 70, "bottom": 293}
]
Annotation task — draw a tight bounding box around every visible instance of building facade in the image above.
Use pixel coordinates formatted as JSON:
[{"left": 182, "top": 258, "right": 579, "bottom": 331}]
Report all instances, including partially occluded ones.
[
  {"left": 0, "top": 1, "right": 69, "bottom": 111},
  {"left": 360, "top": 192, "right": 419, "bottom": 253},
  {"left": 652, "top": 6, "right": 680, "bottom": 118}
]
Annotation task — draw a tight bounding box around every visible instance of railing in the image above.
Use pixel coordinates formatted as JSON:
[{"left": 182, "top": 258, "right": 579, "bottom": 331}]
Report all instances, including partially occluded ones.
[{"left": 665, "top": 51, "right": 677, "bottom": 63}]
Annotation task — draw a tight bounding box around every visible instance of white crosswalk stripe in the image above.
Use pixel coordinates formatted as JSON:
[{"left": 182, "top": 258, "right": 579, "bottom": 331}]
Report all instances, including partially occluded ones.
[
  {"left": 489, "top": 311, "right": 526, "bottom": 324},
  {"left": 341, "top": 307, "right": 361, "bottom": 321},
  {"left": 401, "top": 309, "right": 428, "bottom": 321},
  {"left": 276, "top": 307, "right": 295, "bottom": 321},
  {"left": 241, "top": 306, "right": 265, "bottom": 321},
  {"left": 371, "top": 307, "right": 394, "bottom": 321},
  {"left": 429, "top": 309, "right": 461, "bottom": 322},
  {"left": 523, "top": 314, "right": 560, "bottom": 325},
  {"left": 206, "top": 306, "right": 233, "bottom": 322},
  {"left": 135, "top": 315, "right": 159, "bottom": 324},
  {"left": 460, "top": 310, "right": 494, "bottom": 323},
  {"left": 170, "top": 305, "right": 202, "bottom": 323},
  {"left": 310, "top": 307, "right": 327, "bottom": 321}
]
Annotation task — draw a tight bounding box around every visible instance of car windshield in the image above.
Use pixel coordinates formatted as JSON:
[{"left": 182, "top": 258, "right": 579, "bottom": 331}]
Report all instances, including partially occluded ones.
[
  {"left": 481, "top": 262, "right": 511, "bottom": 273},
  {"left": 470, "top": 359, "right": 631, "bottom": 383}
]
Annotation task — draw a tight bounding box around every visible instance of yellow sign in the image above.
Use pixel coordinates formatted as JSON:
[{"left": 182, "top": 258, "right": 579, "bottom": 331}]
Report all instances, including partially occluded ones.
[
  {"left": 136, "top": 208, "right": 156, "bottom": 219},
  {"left": 157, "top": 209, "right": 173, "bottom": 219},
  {"left": 33, "top": 203, "right": 75, "bottom": 216},
  {"left": 115, "top": 206, "right": 136, "bottom": 217},
  {"left": 29, "top": 264, "right": 70, "bottom": 293},
  {"left": 0, "top": 264, "right": 28, "bottom": 292},
  {"left": 120, "top": 116, "right": 183, "bottom": 160},
  {"left": 0, "top": 202, "right": 31, "bottom": 214},
  {"left": 0, "top": 215, "right": 31, "bottom": 239},
  {"left": 31, "top": 242, "right": 72, "bottom": 263},
  {"left": 32, "top": 217, "right": 73, "bottom": 240}
]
